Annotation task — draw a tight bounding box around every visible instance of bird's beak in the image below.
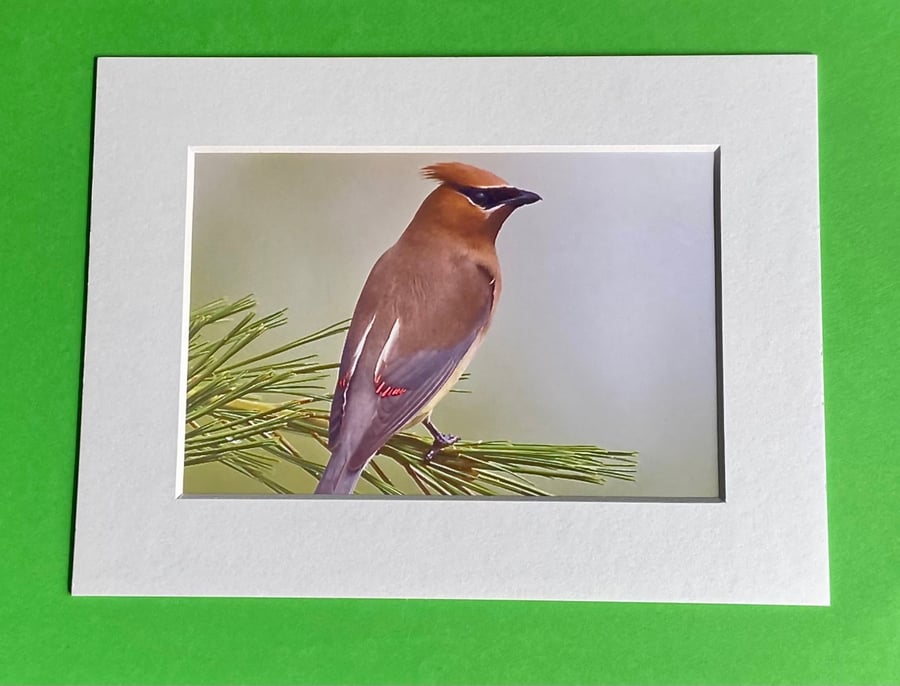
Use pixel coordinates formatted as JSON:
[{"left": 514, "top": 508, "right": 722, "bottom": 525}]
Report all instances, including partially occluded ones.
[{"left": 503, "top": 188, "right": 542, "bottom": 208}]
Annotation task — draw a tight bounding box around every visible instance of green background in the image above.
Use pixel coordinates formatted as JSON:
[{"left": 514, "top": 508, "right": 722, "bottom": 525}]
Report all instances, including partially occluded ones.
[{"left": 2, "top": 1, "right": 897, "bottom": 683}]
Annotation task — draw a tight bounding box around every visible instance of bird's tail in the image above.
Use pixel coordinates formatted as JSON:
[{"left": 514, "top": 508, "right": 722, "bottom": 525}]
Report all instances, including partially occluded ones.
[{"left": 314, "top": 444, "right": 368, "bottom": 494}]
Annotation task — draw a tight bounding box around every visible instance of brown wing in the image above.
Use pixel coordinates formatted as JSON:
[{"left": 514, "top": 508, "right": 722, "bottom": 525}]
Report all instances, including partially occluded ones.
[{"left": 328, "top": 244, "right": 496, "bottom": 469}]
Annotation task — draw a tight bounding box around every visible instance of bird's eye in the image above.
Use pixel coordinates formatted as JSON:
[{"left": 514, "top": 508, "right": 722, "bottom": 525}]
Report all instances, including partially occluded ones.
[{"left": 460, "top": 186, "right": 496, "bottom": 209}]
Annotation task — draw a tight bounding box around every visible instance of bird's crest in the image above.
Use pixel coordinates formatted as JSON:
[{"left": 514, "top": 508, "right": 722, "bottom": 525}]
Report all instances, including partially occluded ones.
[{"left": 422, "top": 162, "right": 509, "bottom": 188}]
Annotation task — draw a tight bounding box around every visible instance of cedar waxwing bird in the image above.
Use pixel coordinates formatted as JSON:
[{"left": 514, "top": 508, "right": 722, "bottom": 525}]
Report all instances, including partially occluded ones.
[{"left": 315, "top": 162, "right": 541, "bottom": 494}]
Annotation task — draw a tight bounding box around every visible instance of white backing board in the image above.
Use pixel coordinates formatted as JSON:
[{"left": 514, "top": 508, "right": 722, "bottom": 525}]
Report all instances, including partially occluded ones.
[{"left": 73, "top": 56, "right": 827, "bottom": 604}]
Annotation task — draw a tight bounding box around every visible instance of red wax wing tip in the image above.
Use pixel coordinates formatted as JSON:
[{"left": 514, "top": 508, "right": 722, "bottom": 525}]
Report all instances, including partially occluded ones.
[{"left": 374, "top": 376, "right": 408, "bottom": 398}]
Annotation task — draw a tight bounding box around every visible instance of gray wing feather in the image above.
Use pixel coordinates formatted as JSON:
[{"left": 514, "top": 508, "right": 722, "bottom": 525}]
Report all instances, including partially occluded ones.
[{"left": 342, "top": 333, "right": 479, "bottom": 471}]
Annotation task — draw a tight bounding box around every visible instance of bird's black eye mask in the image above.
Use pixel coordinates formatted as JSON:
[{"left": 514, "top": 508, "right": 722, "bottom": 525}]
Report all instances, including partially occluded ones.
[{"left": 453, "top": 184, "right": 522, "bottom": 210}]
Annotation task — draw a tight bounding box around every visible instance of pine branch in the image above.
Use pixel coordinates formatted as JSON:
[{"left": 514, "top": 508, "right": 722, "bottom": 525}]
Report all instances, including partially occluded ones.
[{"left": 184, "top": 296, "right": 638, "bottom": 495}]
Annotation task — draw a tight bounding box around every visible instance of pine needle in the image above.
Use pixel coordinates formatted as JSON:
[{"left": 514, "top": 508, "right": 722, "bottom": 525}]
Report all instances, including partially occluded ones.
[{"left": 184, "top": 296, "right": 638, "bottom": 495}]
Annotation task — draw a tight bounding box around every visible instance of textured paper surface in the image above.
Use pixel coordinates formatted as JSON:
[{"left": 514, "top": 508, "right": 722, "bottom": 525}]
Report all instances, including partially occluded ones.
[{"left": 73, "top": 56, "right": 826, "bottom": 603}]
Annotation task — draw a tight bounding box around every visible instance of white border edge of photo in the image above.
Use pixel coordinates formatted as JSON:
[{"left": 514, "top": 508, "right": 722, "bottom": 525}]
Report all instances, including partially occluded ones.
[{"left": 73, "top": 56, "right": 827, "bottom": 604}]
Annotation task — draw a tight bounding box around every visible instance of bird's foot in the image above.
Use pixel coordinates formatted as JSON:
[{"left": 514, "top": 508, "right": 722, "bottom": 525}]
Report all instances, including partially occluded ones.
[
  {"left": 423, "top": 432, "right": 459, "bottom": 463},
  {"left": 422, "top": 417, "right": 460, "bottom": 462}
]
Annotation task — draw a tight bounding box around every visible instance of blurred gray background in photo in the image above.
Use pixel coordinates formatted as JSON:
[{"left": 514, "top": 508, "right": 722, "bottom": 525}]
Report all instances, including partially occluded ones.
[{"left": 187, "top": 151, "right": 719, "bottom": 498}]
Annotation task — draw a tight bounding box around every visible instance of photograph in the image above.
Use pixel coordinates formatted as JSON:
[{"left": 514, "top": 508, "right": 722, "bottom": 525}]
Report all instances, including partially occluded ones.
[{"left": 184, "top": 149, "right": 720, "bottom": 498}]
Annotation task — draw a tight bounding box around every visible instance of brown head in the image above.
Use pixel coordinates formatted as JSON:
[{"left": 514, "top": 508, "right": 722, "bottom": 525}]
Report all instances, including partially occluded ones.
[{"left": 404, "top": 162, "right": 541, "bottom": 246}]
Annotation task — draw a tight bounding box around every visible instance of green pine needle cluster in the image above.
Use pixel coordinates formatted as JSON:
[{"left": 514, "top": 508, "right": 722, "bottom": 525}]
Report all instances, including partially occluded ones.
[{"left": 185, "top": 296, "right": 637, "bottom": 496}]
